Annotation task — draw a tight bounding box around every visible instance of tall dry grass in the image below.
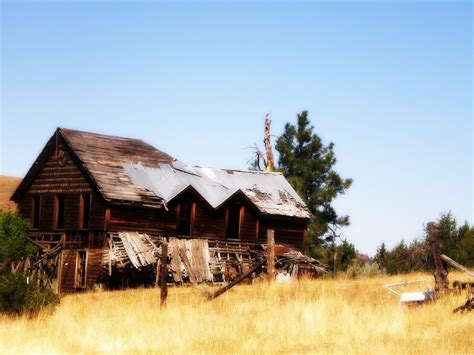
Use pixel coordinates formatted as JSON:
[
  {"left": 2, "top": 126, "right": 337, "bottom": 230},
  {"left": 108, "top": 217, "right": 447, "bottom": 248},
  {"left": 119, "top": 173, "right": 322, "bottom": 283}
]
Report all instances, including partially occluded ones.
[{"left": 0, "top": 272, "right": 472, "bottom": 354}]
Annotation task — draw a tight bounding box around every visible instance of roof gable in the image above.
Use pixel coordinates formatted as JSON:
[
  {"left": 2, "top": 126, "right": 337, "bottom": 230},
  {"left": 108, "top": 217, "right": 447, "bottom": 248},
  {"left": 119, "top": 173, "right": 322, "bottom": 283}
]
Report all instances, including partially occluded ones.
[{"left": 12, "top": 128, "right": 173, "bottom": 205}]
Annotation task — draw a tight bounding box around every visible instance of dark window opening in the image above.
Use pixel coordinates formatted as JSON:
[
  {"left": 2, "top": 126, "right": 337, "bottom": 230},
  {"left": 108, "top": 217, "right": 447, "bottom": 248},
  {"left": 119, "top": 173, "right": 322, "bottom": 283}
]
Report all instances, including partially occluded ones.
[
  {"left": 32, "top": 196, "right": 40, "bottom": 229},
  {"left": 80, "top": 194, "right": 91, "bottom": 229},
  {"left": 227, "top": 204, "right": 242, "bottom": 239},
  {"left": 55, "top": 195, "right": 65, "bottom": 229},
  {"left": 177, "top": 202, "right": 192, "bottom": 236},
  {"left": 75, "top": 250, "right": 87, "bottom": 288}
]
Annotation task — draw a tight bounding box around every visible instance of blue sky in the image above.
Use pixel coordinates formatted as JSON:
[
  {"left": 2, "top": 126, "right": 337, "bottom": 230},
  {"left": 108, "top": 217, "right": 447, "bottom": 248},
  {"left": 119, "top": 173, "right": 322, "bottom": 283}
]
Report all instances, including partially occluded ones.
[{"left": 1, "top": 1, "right": 472, "bottom": 255}]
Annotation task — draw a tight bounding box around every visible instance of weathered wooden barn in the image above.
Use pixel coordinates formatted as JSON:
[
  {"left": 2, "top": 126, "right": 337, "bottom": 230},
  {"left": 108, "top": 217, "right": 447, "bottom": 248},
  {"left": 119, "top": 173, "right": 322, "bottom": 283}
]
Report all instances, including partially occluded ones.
[{"left": 11, "top": 128, "right": 313, "bottom": 293}]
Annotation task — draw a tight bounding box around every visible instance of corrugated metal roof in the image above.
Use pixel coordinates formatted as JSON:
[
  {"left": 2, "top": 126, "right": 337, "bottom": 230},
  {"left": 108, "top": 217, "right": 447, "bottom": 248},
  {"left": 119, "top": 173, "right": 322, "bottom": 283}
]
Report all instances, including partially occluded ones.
[{"left": 123, "top": 162, "right": 312, "bottom": 218}]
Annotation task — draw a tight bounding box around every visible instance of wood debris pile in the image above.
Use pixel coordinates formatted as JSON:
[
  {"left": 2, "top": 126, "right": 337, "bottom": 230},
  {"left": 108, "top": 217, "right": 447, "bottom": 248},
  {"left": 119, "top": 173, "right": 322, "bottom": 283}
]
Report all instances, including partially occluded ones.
[
  {"left": 104, "top": 232, "right": 162, "bottom": 272},
  {"left": 103, "top": 232, "right": 325, "bottom": 286},
  {"left": 277, "top": 251, "right": 326, "bottom": 277},
  {"left": 168, "top": 238, "right": 212, "bottom": 283},
  {"left": 208, "top": 240, "right": 266, "bottom": 282},
  {"left": 453, "top": 294, "right": 474, "bottom": 313},
  {"left": 9, "top": 233, "right": 64, "bottom": 291}
]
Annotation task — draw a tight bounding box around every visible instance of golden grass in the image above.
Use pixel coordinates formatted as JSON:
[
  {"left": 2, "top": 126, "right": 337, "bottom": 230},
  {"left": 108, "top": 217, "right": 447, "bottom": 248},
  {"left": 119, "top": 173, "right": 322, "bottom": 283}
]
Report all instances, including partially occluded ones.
[
  {"left": 0, "top": 272, "right": 472, "bottom": 354},
  {"left": 0, "top": 175, "right": 21, "bottom": 211}
]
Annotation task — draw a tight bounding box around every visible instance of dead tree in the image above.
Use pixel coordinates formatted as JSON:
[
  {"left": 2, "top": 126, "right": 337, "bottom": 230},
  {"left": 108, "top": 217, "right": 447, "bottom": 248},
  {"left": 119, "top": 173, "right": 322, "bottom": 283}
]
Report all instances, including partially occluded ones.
[
  {"left": 428, "top": 222, "right": 449, "bottom": 292},
  {"left": 264, "top": 114, "right": 275, "bottom": 172},
  {"left": 247, "top": 114, "right": 275, "bottom": 171}
]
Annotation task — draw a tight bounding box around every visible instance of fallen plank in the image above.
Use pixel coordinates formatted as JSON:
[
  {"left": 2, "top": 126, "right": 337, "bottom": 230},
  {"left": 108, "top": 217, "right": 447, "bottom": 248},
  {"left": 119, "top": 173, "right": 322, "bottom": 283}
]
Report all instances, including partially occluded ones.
[{"left": 208, "top": 259, "right": 265, "bottom": 301}]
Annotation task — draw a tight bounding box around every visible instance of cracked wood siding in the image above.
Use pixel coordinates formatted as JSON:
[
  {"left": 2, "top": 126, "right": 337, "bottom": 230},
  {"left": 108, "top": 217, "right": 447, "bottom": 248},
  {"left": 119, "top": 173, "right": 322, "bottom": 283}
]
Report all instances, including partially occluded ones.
[{"left": 16, "top": 148, "right": 105, "bottom": 231}]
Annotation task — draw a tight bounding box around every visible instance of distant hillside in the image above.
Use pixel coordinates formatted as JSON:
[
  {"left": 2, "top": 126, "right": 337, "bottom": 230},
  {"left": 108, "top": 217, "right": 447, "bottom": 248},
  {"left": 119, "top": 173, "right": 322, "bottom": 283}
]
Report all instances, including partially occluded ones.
[{"left": 0, "top": 175, "right": 22, "bottom": 211}]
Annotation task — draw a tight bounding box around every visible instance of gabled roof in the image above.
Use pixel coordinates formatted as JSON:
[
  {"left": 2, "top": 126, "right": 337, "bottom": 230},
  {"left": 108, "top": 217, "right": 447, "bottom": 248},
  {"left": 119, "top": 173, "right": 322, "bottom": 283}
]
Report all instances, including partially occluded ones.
[
  {"left": 13, "top": 128, "right": 312, "bottom": 219},
  {"left": 12, "top": 128, "right": 173, "bottom": 205}
]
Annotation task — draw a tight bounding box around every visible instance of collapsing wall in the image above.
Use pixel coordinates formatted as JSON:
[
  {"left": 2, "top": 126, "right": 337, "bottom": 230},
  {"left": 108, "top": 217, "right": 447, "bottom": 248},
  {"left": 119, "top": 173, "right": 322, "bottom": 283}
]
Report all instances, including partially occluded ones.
[{"left": 102, "top": 232, "right": 268, "bottom": 286}]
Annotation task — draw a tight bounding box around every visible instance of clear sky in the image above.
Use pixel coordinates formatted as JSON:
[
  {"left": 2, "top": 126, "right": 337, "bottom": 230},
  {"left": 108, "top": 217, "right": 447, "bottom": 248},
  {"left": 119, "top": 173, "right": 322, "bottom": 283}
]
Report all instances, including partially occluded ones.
[{"left": 1, "top": 1, "right": 472, "bottom": 256}]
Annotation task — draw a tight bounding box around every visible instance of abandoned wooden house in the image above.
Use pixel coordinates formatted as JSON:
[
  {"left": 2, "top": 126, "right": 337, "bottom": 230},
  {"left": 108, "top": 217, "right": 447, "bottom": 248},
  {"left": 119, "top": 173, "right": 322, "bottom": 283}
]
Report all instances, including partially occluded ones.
[{"left": 11, "top": 128, "right": 316, "bottom": 293}]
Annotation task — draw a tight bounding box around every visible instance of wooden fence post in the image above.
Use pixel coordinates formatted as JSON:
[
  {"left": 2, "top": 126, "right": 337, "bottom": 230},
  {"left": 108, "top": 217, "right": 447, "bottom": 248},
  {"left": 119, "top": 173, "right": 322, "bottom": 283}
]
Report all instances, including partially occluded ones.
[
  {"left": 267, "top": 229, "right": 275, "bottom": 282},
  {"left": 160, "top": 242, "right": 168, "bottom": 308},
  {"left": 428, "top": 222, "right": 449, "bottom": 292}
]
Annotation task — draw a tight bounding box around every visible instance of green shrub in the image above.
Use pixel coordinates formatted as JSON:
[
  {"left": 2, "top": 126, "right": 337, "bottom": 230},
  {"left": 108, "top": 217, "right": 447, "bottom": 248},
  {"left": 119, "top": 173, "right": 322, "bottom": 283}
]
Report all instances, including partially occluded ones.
[
  {"left": 345, "top": 261, "right": 384, "bottom": 279},
  {"left": 0, "top": 211, "right": 35, "bottom": 265},
  {"left": 0, "top": 272, "right": 59, "bottom": 316}
]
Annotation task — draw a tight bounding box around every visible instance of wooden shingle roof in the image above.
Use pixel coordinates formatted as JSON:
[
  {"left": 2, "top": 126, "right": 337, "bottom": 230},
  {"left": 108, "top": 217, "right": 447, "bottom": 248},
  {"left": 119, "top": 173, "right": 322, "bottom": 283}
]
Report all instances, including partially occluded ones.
[{"left": 60, "top": 128, "right": 173, "bottom": 206}]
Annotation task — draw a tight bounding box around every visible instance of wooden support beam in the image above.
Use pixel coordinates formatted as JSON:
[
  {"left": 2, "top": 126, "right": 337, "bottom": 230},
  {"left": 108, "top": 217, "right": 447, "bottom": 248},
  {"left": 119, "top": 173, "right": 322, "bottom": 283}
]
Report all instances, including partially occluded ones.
[
  {"left": 208, "top": 259, "right": 265, "bottom": 301},
  {"left": 267, "top": 229, "right": 275, "bottom": 282},
  {"left": 440, "top": 254, "right": 474, "bottom": 277},
  {"left": 160, "top": 242, "right": 168, "bottom": 308},
  {"left": 428, "top": 222, "right": 449, "bottom": 292}
]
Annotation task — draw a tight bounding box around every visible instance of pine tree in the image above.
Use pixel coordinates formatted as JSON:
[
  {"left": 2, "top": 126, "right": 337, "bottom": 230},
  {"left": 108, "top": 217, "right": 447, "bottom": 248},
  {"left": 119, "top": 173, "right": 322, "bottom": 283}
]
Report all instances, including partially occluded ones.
[
  {"left": 374, "top": 242, "right": 388, "bottom": 270},
  {"left": 275, "top": 110, "right": 352, "bottom": 241}
]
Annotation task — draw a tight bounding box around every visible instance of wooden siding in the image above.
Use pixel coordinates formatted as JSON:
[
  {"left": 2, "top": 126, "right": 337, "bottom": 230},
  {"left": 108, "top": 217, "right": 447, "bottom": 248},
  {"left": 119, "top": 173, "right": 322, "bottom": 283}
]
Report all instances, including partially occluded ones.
[
  {"left": 58, "top": 249, "right": 77, "bottom": 294},
  {"left": 193, "top": 202, "right": 227, "bottom": 239},
  {"left": 86, "top": 248, "right": 103, "bottom": 290},
  {"left": 240, "top": 206, "right": 258, "bottom": 242},
  {"left": 16, "top": 147, "right": 106, "bottom": 231},
  {"left": 108, "top": 205, "right": 175, "bottom": 235},
  {"left": 29, "top": 148, "right": 92, "bottom": 195},
  {"left": 89, "top": 195, "right": 106, "bottom": 230},
  {"left": 59, "top": 247, "right": 103, "bottom": 293},
  {"left": 258, "top": 219, "right": 306, "bottom": 251}
]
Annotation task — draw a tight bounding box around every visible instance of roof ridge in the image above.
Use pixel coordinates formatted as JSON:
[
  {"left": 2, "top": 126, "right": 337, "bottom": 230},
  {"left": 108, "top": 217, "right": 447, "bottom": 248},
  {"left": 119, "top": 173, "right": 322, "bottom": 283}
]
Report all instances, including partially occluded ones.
[
  {"left": 59, "top": 127, "right": 146, "bottom": 142},
  {"left": 195, "top": 166, "right": 283, "bottom": 175}
]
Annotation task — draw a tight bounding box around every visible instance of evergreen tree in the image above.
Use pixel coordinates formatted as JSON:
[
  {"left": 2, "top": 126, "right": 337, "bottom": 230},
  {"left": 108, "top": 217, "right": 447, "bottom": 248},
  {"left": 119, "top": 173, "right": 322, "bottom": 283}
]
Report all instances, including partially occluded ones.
[
  {"left": 337, "top": 239, "right": 357, "bottom": 271},
  {"left": 275, "top": 110, "right": 352, "bottom": 242},
  {"left": 457, "top": 224, "right": 474, "bottom": 266},
  {"left": 437, "top": 212, "right": 458, "bottom": 258},
  {"left": 374, "top": 242, "right": 388, "bottom": 271}
]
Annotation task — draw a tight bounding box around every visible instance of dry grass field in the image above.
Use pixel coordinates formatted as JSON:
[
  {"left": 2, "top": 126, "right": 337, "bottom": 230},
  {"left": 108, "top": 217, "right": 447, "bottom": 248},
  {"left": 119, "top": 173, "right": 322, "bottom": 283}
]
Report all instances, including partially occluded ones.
[
  {"left": 0, "top": 175, "right": 21, "bottom": 211},
  {"left": 0, "top": 272, "right": 472, "bottom": 354}
]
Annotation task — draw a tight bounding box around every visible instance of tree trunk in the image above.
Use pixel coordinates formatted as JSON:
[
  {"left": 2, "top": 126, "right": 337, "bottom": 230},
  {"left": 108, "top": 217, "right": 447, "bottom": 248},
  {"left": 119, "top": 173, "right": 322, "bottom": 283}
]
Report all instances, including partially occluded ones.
[
  {"left": 428, "top": 222, "right": 449, "bottom": 292},
  {"left": 264, "top": 117, "right": 275, "bottom": 172}
]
